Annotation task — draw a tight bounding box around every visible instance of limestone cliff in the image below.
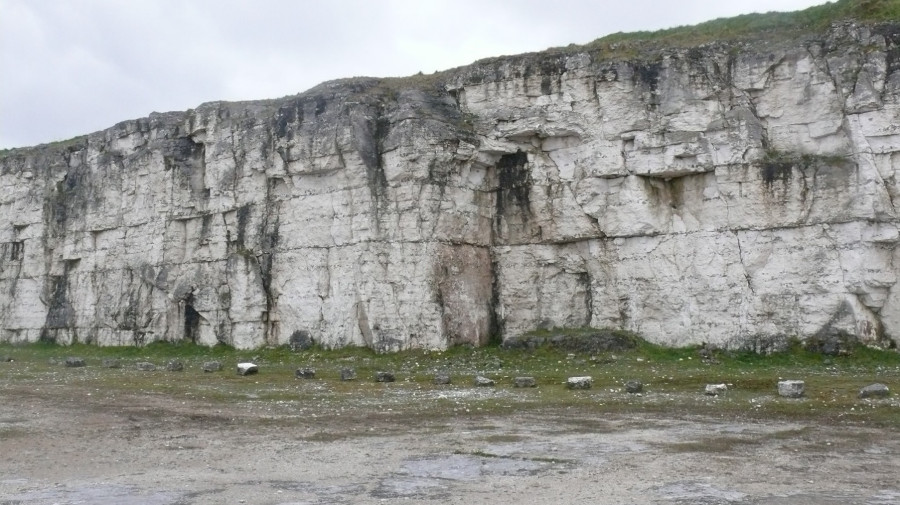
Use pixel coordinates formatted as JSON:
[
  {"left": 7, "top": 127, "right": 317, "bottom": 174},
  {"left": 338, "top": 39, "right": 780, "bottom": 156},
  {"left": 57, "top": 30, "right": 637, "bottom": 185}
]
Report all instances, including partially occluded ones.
[{"left": 1, "top": 18, "right": 899, "bottom": 350}]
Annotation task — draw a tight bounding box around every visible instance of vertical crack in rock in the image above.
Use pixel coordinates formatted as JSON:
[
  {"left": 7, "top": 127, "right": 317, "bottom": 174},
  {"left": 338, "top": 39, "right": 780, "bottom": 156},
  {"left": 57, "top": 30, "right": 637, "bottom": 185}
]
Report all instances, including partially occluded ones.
[
  {"left": 734, "top": 231, "right": 756, "bottom": 296},
  {"left": 579, "top": 271, "right": 594, "bottom": 327},
  {"left": 260, "top": 179, "right": 281, "bottom": 346}
]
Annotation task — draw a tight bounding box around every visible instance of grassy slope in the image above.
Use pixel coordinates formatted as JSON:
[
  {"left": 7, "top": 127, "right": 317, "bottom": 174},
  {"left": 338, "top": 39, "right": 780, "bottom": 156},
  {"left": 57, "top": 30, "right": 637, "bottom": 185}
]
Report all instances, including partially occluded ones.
[
  {"left": 2, "top": 340, "right": 898, "bottom": 427},
  {"left": 581, "top": 0, "right": 900, "bottom": 52}
]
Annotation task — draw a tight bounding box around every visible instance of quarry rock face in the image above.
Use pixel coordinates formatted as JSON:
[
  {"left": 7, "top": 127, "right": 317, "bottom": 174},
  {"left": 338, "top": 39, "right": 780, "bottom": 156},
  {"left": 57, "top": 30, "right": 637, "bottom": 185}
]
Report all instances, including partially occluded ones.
[{"left": 1, "top": 22, "right": 899, "bottom": 351}]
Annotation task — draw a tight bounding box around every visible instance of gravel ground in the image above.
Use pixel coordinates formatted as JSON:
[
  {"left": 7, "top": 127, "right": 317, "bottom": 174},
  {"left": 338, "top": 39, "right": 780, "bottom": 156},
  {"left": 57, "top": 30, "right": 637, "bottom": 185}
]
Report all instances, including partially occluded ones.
[{"left": 2, "top": 378, "right": 899, "bottom": 505}]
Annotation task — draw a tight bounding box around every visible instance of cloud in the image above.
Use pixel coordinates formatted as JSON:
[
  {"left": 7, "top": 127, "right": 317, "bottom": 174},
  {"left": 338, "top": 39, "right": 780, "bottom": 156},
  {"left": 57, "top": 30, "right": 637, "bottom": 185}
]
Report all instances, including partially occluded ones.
[{"left": 0, "top": 0, "right": 828, "bottom": 149}]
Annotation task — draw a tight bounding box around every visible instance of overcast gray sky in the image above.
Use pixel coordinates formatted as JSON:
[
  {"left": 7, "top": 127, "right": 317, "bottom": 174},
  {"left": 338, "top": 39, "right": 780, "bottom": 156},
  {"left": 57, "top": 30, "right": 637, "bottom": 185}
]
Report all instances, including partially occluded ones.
[{"left": 0, "top": 0, "right": 828, "bottom": 149}]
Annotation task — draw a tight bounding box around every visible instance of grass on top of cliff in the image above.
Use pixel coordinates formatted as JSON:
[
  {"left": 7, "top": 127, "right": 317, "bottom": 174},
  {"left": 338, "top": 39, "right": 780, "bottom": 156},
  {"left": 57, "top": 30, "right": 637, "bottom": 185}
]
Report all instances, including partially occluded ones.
[
  {"left": 1, "top": 337, "right": 899, "bottom": 428},
  {"left": 560, "top": 0, "right": 900, "bottom": 58}
]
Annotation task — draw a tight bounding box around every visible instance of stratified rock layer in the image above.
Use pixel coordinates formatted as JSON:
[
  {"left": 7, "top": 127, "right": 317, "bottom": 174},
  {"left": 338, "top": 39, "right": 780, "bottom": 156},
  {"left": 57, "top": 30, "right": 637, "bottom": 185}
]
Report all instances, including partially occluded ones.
[{"left": 1, "top": 22, "right": 899, "bottom": 350}]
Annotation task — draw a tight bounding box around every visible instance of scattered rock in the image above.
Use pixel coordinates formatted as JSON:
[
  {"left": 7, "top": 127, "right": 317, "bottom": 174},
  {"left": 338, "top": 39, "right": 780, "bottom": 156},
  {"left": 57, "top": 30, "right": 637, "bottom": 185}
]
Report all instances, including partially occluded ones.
[
  {"left": 202, "top": 361, "right": 223, "bottom": 372},
  {"left": 101, "top": 358, "right": 121, "bottom": 368},
  {"left": 625, "top": 380, "right": 643, "bottom": 394},
  {"left": 64, "top": 357, "right": 86, "bottom": 368},
  {"left": 295, "top": 367, "right": 316, "bottom": 379},
  {"left": 375, "top": 371, "right": 395, "bottom": 382},
  {"left": 858, "top": 383, "right": 890, "bottom": 399},
  {"left": 514, "top": 376, "right": 537, "bottom": 388},
  {"left": 705, "top": 384, "right": 728, "bottom": 396},
  {"left": 433, "top": 372, "right": 451, "bottom": 385},
  {"left": 237, "top": 363, "right": 259, "bottom": 376},
  {"left": 777, "top": 380, "right": 805, "bottom": 398},
  {"left": 165, "top": 360, "right": 184, "bottom": 372},
  {"left": 567, "top": 376, "right": 592, "bottom": 390},
  {"left": 340, "top": 368, "right": 357, "bottom": 381},
  {"left": 474, "top": 376, "right": 495, "bottom": 387},
  {"left": 136, "top": 362, "right": 156, "bottom": 371}
]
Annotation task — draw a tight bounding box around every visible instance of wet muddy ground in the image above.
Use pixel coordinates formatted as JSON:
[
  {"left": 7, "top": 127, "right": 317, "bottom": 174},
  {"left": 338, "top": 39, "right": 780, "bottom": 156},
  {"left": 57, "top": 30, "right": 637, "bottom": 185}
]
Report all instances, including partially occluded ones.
[{"left": 2, "top": 379, "right": 899, "bottom": 505}]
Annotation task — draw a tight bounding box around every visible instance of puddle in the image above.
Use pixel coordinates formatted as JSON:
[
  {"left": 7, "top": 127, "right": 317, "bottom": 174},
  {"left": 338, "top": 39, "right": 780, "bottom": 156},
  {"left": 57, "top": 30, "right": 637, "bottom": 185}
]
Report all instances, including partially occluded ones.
[
  {"left": 481, "top": 436, "right": 646, "bottom": 467},
  {"left": 656, "top": 480, "right": 747, "bottom": 503},
  {"left": 4, "top": 484, "right": 180, "bottom": 505},
  {"left": 869, "top": 490, "right": 900, "bottom": 504},
  {"left": 744, "top": 488, "right": 900, "bottom": 505},
  {"left": 267, "top": 480, "right": 364, "bottom": 502},
  {"left": 404, "top": 453, "right": 545, "bottom": 481},
  {"left": 373, "top": 453, "right": 546, "bottom": 499}
]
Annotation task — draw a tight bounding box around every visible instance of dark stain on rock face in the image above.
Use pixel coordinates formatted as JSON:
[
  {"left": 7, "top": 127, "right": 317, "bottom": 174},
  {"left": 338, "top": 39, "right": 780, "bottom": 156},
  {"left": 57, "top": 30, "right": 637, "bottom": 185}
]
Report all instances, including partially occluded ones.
[
  {"left": 633, "top": 61, "right": 663, "bottom": 92},
  {"left": 183, "top": 291, "right": 201, "bottom": 344},
  {"left": 761, "top": 159, "right": 794, "bottom": 186},
  {"left": 495, "top": 150, "right": 531, "bottom": 219}
]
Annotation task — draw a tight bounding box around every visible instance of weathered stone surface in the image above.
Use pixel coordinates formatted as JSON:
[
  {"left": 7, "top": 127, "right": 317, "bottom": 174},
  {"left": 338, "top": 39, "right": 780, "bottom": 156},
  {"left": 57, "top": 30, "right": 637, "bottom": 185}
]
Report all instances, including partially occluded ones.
[
  {"left": 567, "top": 376, "right": 592, "bottom": 390},
  {"left": 165, "top": 360, "right": 184, "bottom": 372},
  {"left": 236, "top": 362, "right": 258, "bottom": 376},
  {"left": 705, "top": 384, "right": 727, "bottom": 396},
  {"left": 514, "top": 376, "right": 537, "bottom": 388},
  {"left": 501, "top": 330, "right": 638, "bottom": 353},
  {"left": 778, "top": 380, "right": 806, "bottom": 398},
  {"left": 474, "top": 376, "right": 495, "bottom": 387},
  {"left": 202, "top": 360, "right": 223, "bottom": 372},
  {"left": 375, "top": 371, "right": 395, "bottom": 382},
  {"left": 295, "top": 367, "right": 315, "bottom": 379},
  {"left": 64, "top": 357, "right": 86, "bottom": 368},
  {"left": 858, "top": 383, "right": 890, "bottom": 399},
  {"left": 136, "top": 362, "right": 156, "bottom": 371},
  {"left": 340, "top": 368, "right": 357, "bottom": 381},
  {"left": 625, "top": 380, "right": 643, "bottom": 394},
  {"left": 1, "top": 22, "right": 899, "bottom": 352}
]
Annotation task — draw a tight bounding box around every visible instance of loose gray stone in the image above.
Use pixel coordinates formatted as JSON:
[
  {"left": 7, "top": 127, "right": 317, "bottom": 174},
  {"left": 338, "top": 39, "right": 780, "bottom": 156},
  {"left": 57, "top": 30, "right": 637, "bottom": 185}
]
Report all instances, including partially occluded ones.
[
  {"left": 237, "top": 362, "right": 259, "bottom": 376},
  {"left": 295, "top": 367, "right": 316, "bottom": 379},
  {"left": 514, "top": 376, "right": 537, "bottom": 388},
  {"left": 777, "top": 380, "right": 805, "bottom": 398},
  {"left": 433, "top": 373, "right": 451, "bottom": 385},
  {"left": 375, "top": 371, "right": 395, "bottom": 382},
  {"left": 474, "top": 376, "right": 495, "bottom": 387},
  {"left": 705, "top": 384, "right": 727, "bottom": 396},
  {"left": 165, "top": 360, "right": 184, "bottom": 372},
  {"left": 858, "top": 383, "right": 890, "bottom": 399},
  {"left": 101, "top": 358, "right": 121, "bottom": 368},
  {"left": 2, "top": 356, "right": 13, "bottom": 362},
  {"left": 136, "top": 362, "right": 156, "bottom": 371},
  {"left": 566, "top": 376, "right": 592, "bottom": 390},
  {"left": 64, "top": 357, "right": 86, "bottom": 368},
  {"left": 625, "top": 380, "right": 643, "bottom": 394},
  {"left": 340, "top": 368, "right": 357, "bottom": 381},
  {"left": 202, "top": 361, "right": 223, "bottom": 372}
]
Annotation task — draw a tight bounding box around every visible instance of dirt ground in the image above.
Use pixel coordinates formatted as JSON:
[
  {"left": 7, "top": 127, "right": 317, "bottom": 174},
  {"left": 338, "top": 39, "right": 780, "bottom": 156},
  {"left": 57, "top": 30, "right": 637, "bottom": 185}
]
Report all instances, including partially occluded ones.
[{"left": 2, "top": 378, "right": 899, "bottom": 505}]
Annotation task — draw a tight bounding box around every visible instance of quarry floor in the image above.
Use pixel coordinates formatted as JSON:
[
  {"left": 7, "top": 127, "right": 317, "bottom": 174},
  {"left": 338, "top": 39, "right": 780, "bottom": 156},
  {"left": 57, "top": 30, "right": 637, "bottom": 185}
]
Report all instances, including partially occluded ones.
[{"left": 2, "top": 375, "right": 899, "bottom": 505}]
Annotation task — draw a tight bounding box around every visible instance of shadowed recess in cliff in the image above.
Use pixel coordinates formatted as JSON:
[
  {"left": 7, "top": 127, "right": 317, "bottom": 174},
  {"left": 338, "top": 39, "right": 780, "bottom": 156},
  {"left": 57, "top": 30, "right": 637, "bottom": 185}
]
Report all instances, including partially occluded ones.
[{"left": 495, "top": 150, "right": 532, "bottom": 229}]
